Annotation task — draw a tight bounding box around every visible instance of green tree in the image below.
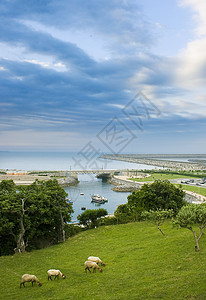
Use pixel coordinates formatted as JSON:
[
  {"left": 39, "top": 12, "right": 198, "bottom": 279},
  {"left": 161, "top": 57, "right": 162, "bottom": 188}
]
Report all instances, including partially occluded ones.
[
  {"left": 173, "top": 203, "right": 206, "bottom": 251},
  {"left": 127, "top": 180, "right": 185, "bottom": 218},
  {"left": 141, "top": 209, "right": 174, "bottom": 236},
  {"left": 0, "top": 180, "right": 17, "bottom": 255},
  {"left": 114, "top": 204, "right": 134, "bottom": 223},
  {"left": 0, "top": 179, "right": 73, "bottom": 255},
  {"left": 77, "top": 208, "right": 108, "bottom": 228}
]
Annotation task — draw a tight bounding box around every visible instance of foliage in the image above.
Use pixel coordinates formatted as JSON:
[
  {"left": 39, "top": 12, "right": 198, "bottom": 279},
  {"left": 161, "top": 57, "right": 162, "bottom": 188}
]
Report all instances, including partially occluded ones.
[
  {"left": 114, "top": 204, "right": 137, "bottom": 223},
  {"left": 99, "top": 216, "right": 118, "bottom": 226},
  {"left": 173, "top": 203, "right": 206, "bottom": 251},
  {"left": 1, "top": 222, "right": 206, "bottom": 299},
  {"left": 77, "top": 208, "right": 108, "bottom": 228},
  {"left": 113, "top": 180, "right": 185, "bottom": 224},
  {"left": 0, "top": 179, "right": 73, "bottom": 255},
  {"left": 141, "top": 209, "right": 174, "bottom": 236},
  {"left": 64, "top": 224, "right": 83, "bottom": 237},
  {"left": 127, "top": 180, "right": 186, "bottom": 216}
]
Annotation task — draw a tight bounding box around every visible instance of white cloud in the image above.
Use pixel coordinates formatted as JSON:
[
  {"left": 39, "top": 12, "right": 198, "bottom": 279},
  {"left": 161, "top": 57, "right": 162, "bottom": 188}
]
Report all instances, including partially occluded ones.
[
  {"left": 179, "top": 0, "right": 206, "bottom": 36},
  {"left": 176, "top": 38, "right": 206, "bottom": 88},
  {"left": 173, "top": 0, "right": 206, "bottom": 113}
]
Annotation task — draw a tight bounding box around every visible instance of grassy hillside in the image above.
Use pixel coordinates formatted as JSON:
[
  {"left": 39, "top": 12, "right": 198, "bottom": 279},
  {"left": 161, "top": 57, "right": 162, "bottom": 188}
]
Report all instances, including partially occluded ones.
[{"left": 1, "top": 222, "right": 206, "bottom": 300}]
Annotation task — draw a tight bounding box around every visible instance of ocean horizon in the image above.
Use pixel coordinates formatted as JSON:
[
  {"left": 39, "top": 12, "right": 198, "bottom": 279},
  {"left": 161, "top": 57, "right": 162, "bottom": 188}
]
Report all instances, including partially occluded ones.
[{"left": 0, "top": 151, "right": 163, "bottom": 171}]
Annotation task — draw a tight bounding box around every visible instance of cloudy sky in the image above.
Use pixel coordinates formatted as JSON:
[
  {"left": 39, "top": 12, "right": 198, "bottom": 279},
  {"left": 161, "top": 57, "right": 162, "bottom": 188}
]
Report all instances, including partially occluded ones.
[{"left": 0, "top": 0, "right": 206, "bottom": 154}]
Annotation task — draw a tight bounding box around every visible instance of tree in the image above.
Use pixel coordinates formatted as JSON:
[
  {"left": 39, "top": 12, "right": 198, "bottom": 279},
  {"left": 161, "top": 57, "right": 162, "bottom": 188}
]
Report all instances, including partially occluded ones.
[
  {"left": 114, "top": 204, "right": 135, "bottom": 223},
  {"left": 127, "top": 180, "right": 186, "bottom": 218},
  {"left": 77, "top": 208, "right": 108, "bottom": 228},
  {"left": 173, "top": 203, "right": 206, "bottom": 251},
  {"left": 0, "top": 179, "right": 73, "bottom": 255},
  {"left": 0, "top": 180, "right": 18, "bottom": 254},
  {"left": 141, "top": 209, "right": 174, "bottom": 236}
]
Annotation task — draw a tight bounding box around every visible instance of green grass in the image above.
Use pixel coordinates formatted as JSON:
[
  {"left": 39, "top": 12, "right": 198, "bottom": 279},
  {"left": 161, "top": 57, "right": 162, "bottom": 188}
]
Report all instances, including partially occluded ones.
[
  {"left": 1, "top": 222, "right": 206, "bottom": 300},
  {"left": 177, "top": 184, "right": 206, "bottom": 197},
  {"left": 130, "top": 172, "right": 202, "bottom": 182}
]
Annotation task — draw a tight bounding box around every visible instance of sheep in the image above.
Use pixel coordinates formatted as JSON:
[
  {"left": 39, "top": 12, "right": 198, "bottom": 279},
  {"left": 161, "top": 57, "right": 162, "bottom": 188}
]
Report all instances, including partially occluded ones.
[
  {"left": 20, "top": 274, "right": 42, "bottom": 288},
  {"left": 88, "top": 256, "right": 105, "bottom": 266},
  {"left": 47, "top": 269, "right": 66, "bottom": 280},
  {"left": 84, "top": 260, "right": 103, "bottom": 273}
]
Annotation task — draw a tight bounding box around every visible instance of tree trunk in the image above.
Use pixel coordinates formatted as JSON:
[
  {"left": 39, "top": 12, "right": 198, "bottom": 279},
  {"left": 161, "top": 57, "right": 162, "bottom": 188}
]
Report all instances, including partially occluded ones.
[
  {"left": 16, "top": 215, "right": 26, "bottom": 253},
  {"left": 192, "top": 230, "right": 200, "bottom": 251},
  {"left": 58, "top": 213, "right": 65, "bottom": 243},
  {"left": 157, "top": 225, "right": 165, "bottom": 236},
  {"left": 15, "top": 198, "right": 26, "bottom": 253}
]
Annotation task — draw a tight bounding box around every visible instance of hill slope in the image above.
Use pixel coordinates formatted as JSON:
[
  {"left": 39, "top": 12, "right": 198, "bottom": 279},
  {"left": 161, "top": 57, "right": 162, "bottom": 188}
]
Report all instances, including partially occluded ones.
[{"left": 0, "top": 222, "right": 206, "bottom": 299}]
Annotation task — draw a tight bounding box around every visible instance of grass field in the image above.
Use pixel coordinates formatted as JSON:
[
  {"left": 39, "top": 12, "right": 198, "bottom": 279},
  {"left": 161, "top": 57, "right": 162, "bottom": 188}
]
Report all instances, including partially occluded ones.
[
  {"left": 178, "top": 184, "right": 206, "bottom": 197},
  {"left": 1, "top": 221, "right": 206, "bottom": 300},
  {"left": 130, "top": 172, "right": 203, "bottom": 182}
]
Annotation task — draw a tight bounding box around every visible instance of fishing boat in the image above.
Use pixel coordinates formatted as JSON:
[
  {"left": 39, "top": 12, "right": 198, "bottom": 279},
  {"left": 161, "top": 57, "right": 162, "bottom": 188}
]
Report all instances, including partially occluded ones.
[{"left": 91, "top": 194, "right": 108, "bottom": 203}]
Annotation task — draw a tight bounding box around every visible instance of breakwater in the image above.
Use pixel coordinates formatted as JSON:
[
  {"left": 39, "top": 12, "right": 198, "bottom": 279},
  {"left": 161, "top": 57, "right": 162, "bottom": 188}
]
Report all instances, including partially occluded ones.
[{"left": 100, "top": 154, "right": 206, "bottom": 171}]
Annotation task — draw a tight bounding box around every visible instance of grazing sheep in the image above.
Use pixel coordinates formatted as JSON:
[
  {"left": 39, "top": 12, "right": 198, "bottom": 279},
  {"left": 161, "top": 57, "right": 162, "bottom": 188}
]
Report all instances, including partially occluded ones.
[
  {"left": 47, "top": 269, "right": 66, "bottom": 280},
  {"left": 84, "top": 261, "right": 103, "bottom": 273},
  {"left": 88, "top": 256, "right": 105, "bottom": 266},
  {"left": 20, "top": 274, "right": 42, "bottom": 288}
]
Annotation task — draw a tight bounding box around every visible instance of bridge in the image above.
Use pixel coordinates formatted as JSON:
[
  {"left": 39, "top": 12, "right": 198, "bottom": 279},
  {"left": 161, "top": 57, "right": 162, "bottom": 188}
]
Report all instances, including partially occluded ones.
[
  {"left": 65, "top": 169, "right": 142, "bottom": 180},
  {"left": 66, "top": 169, "right": 121, "bottom": 179}
]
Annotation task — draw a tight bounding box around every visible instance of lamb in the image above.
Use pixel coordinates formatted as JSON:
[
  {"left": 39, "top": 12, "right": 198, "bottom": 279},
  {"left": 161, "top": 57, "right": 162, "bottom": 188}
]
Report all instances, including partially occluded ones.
[
  {"left": 88, "top": 256, "right": 105, "bottom": 266},
  {"left": 84, "top": 260, "right": 103, "bottom": 273},
  {"left": 47, "top": 269, "right": 66, "bottom": 280},
  {"left": 20, "top": 274, "right": 42, "bottom": 288}
]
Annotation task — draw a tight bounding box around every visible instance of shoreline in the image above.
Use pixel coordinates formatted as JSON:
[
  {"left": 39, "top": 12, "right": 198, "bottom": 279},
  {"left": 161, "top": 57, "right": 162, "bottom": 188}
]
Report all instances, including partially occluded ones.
[
  {"left": 0, "top": 174, "right": 78, "bottom": 186},
  {"left": 100, "top": 154, "right": 206, "bottom": 171}
]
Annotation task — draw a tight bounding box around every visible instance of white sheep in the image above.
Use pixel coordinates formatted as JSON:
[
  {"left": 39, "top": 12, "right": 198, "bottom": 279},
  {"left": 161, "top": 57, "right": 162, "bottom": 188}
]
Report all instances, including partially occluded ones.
[
  {"left": 88, "top": 256, "right": 105, "bottom": 266},
  {"left": 84, "top": 260, "right": 103, "bottom": 273},
  {"left": 20, "top": 274, "right": 42, "bottom": 288},
  {"left": 47, "top": 269, "right": 66, "bottom": 280}
]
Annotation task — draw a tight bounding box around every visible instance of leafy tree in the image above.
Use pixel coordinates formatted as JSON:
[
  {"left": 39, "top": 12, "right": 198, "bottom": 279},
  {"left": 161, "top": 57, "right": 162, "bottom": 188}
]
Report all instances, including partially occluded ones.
[
  {"left": 114, "top": 204, "right": 135, "bottom": 223},
  {"left": 173, "top": 203, "right": 206, "bottom": 251},
  {"left": 141, "top": 209, "right": 174, "bottom": 236},
  {"left": 0, "top": 179, "right": 73, "bottom": 255},
  {"left": 127, "top": 180, "right": 186, "bottom": 218},
  {"left": 77, "top": 208, "right": 108, "bottom": 228},
  {"left": 0, "top": 180, "right": 17, "bottom": 254}
]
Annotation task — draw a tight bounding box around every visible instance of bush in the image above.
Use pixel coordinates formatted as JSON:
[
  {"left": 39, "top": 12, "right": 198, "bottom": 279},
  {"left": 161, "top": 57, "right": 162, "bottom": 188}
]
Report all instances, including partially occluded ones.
[{"left": 77, "top": 208, "right": 108, "bottom": 228}]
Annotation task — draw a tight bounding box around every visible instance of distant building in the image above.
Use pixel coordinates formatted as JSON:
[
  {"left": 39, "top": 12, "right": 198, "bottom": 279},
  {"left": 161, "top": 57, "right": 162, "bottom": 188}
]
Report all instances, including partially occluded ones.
[{"left": 6, "top": 170, "right": 27, "bottom": 175}]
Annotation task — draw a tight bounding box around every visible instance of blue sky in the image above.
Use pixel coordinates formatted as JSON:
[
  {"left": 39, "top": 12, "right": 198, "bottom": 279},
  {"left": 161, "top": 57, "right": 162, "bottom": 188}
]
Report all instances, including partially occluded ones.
[{"left": 0, "top": 0, "right": 206, "bottom": 154}]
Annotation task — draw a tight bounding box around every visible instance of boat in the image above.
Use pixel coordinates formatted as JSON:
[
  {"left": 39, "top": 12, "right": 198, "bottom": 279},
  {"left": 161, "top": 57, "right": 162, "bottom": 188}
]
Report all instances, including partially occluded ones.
[
  {"left": 91, "top": 194, "right": 108, "bottom": 203},
  {"left": 80, "top": 193, "right": 84, "bottom": 195},
  {"left": 81, "top": 207, "right": 86, "bottom": 210}
]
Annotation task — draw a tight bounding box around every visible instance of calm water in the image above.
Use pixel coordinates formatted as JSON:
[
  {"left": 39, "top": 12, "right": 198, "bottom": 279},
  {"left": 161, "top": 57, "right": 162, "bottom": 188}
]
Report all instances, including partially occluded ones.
[{"left": 65, "top": 174, "right": 130, "bottom": 222}]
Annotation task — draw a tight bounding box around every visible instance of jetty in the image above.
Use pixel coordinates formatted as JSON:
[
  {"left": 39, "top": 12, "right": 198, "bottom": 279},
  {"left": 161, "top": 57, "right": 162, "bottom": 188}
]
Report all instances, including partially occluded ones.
[{"left": 100, "top": 154, "right": 206, "bottom": 171}]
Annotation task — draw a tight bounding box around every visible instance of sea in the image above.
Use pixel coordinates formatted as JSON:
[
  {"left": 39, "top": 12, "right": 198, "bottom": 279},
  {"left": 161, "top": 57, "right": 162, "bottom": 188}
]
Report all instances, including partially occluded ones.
[{"left": 0, "top": 151, "right": 205, "bottom": 222}]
